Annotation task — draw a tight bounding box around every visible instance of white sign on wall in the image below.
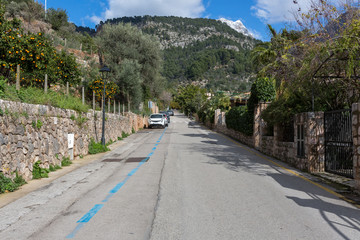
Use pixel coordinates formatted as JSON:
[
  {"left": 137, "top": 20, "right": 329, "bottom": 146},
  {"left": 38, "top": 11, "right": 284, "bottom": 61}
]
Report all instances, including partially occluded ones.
[{"left": 68, "top": 133, "right": 74, "bottom": 149}]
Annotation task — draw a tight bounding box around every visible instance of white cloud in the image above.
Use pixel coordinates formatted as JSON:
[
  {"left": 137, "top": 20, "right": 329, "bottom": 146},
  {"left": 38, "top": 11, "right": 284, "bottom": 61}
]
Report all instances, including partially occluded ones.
[
  {"left": 91, "top": 0, "right": 205, "bottom": 24},
  {"left": 251, "top": 0, "right": 311, "bottom": 24},
  {"left": 88, "top": 15, "right": 103, "bottom": 25}
]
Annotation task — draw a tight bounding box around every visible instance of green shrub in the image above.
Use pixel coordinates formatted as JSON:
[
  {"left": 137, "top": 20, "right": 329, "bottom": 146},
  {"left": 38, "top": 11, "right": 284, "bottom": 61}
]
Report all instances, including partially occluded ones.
[
  {"left": 32, "top": 161, "right": 49, "bottom": 179},
  {"left": 132, "top": 127, "right": 135, "bottom": 134},
  {"left": 88, "top": 138, "right": 110, "bottom": 154},
  {"left": 0, "top": 172, "right": 26, "bottom": 193},
  {"left": 13, "top": 171, "right": 26, "bottom": 186},
  {"left": 247, "top": 77, "right": 276, "bottom": 113},
  {"left": 121, "top": 131, "right": 129, "bottom": 138},
  {"left": 225, "top": 106, "right": 253, "bottom": 136},
  {"left": 61, "top": 157, "right": 72, "bottom": 166}
]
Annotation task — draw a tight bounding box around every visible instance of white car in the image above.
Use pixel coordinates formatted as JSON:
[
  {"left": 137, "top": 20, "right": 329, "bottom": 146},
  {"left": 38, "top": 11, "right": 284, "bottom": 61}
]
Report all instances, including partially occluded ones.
[{"left": 148, "top": 114, "right": 168, "bottom": 128}]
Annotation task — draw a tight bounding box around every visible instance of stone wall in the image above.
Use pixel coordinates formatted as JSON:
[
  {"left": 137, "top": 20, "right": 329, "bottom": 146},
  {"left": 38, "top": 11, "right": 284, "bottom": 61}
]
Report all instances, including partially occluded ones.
[
  {"left": 0, "top": 99, "right": 147, "bottom": 180},
  {"left": 352, "top": 103, "right": 360, "bottom": 191},
  {"left": 213, "top": 107, "right": 325, "bottom": 172}
]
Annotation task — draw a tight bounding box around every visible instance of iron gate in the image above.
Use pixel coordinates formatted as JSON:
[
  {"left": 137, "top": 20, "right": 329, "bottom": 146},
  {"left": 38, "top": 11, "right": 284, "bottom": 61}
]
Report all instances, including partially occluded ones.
[{"left": 324, "top": 109, "right": 353, "bottom": 178}]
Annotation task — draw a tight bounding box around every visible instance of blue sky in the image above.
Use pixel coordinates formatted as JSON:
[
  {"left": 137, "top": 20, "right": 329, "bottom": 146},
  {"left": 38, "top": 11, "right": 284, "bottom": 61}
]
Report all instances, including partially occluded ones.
[{"left": 39, "top": 0, "right": 311, "bottom": 41}]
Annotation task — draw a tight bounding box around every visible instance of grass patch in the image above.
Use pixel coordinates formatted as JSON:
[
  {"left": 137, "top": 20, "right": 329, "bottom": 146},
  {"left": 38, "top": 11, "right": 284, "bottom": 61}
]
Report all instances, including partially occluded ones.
[
  {"left": 1, "top": 82, "right": 90, "bottom": 113},
  {"left": 88, "top": 138, "right": 110, "bottom": 154}
]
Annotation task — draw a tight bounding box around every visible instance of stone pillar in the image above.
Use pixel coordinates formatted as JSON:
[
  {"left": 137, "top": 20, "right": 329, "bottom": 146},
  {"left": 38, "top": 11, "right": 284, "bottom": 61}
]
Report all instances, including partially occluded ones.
[
  {"left": 305, "top": 112, "right": 325, "bottom": 172},
  {"left": 221, "top": 112, "right": 226, "bottom": 126},
  {"left": 352, "top": 103, "right": 360, "bottom": 192},
  {"left": 214, "top": 109, "right": 221, "bottom": 127},
  {"left": 254, "top": 102, "right": 270, "bottom": 150}
]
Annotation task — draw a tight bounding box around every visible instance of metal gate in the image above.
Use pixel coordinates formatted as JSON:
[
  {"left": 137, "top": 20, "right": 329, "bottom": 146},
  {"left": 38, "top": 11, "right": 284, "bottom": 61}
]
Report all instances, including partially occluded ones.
[{"left": 324, "top": 109, "right": 353, "bottom": 178}]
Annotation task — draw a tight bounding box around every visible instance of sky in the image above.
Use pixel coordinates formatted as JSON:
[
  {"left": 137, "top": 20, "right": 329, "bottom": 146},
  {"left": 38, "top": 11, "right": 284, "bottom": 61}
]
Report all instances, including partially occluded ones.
[{"left": 39, "top": 0, "right": 313, "bottom": 41}]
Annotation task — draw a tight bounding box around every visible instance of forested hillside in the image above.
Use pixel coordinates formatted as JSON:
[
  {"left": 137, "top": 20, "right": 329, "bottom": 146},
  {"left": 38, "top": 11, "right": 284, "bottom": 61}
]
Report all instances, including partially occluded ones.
[{"left": 101, "top": 16, "right": 261, "bottom": 92}]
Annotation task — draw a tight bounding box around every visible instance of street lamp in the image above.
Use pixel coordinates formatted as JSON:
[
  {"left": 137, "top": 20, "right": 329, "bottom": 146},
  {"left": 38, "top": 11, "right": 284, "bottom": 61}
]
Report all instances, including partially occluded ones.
[{"left": 99, "top": 65, "right": 111, "bottom": 146}]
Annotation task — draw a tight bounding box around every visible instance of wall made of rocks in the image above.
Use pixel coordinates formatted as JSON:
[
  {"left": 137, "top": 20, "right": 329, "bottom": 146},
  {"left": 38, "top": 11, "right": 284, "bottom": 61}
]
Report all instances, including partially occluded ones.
[
  {"left": 352, "top": 103, "right": 360, "bottom": 191},
  {"left": 0, "top": 99, "right": 147, "bottom": 181}
]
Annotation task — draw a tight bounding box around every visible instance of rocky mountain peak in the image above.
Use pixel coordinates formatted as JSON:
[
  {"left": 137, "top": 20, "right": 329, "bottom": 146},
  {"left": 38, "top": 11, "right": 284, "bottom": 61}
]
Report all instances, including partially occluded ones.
[{"left": 218, "top": 18, "right": 253, "bottom": 38}]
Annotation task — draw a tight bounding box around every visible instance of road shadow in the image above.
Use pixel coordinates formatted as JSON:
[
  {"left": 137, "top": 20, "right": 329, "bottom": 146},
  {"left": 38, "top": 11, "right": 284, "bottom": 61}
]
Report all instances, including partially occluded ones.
[{"left": 181, "top": 125, "right": 360, "bottom": 235}]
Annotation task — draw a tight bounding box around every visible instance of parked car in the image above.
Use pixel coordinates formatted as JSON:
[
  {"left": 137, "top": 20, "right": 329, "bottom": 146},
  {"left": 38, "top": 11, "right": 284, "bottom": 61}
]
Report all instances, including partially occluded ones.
[
  {"left": 160, "top": 111, "right": 170, "bottom": 123},
  {"left": 148, "top": 114, "right": 168, "bottom": 128},
  {"left": 167, "top": 109, "right": 174, "bottom": 116}
]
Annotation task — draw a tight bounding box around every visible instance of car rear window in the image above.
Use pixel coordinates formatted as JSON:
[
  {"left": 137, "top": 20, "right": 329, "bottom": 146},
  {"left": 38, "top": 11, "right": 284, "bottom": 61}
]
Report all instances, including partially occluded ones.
[{"left": 150, "top": 114, "right": 163, "bottom": 118}]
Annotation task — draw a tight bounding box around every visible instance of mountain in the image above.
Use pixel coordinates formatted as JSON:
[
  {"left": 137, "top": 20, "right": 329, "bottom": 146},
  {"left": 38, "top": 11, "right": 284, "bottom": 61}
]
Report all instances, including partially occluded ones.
[
  {"left": 218, "top": 18, "right": 253, "bottom": 38},
  {"left": 100, "top": 16, "right": 261, "bottom": 92}
]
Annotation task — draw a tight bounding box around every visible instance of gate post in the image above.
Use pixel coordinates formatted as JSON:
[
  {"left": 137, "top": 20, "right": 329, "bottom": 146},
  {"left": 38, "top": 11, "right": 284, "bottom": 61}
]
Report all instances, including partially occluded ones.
[
  {"left": 352, "top": 103, "right": 360, "bottom": 192},
  {"left": 305, "top": 112, "right": 325, "bottom": 172}
]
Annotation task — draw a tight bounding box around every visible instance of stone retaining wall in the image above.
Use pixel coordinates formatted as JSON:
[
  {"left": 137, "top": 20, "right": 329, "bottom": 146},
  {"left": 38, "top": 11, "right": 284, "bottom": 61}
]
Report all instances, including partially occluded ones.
[
  {"left": 0, "top": 99, "right": 147, "bottom": 180},
  {"left": 352, "top": 103, "right": 360, "bottom": 191}
]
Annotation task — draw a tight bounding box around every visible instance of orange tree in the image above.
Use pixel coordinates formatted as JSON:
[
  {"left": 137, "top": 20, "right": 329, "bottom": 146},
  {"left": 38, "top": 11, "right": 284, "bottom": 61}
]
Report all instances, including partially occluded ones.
[
  {"left": 0, "top": 8, "right": 80, "bottom": 87},
  {"left": 88, "top": 78, "right": 119, "bottom": 103}
]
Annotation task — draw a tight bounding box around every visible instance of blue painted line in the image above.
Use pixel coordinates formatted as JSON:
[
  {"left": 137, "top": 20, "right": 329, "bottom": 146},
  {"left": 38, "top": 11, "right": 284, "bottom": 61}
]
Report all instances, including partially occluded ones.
[
  {"left": 128, "top": 167, "right": 139, "bottom": 176},
  {"left": 102, "top": 193, "right": 114, "bottom": 203},
  {"left": 77, "top": 204, "right": 104, "bottom": 223},
  {"left": 67, "top": 127, "right": 167, "bottom": 238},
  {"left": 110, "top": 181, "right": 126, "bottom": 193},
  {"left": 66, "top": 222, "right": 85, "bottom": 239}
]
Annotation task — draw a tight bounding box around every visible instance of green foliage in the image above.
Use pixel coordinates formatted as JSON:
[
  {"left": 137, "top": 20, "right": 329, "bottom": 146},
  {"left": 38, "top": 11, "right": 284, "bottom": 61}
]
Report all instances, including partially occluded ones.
[
  {"left": 70, "top": 114, "right": 76, "bottom": 121},
  {"left": 61, "top": 157, "right": 72, "bottom": 166},
  {"left": 0, "top": 171, "right": 26, "bottom": 193},
  {"left": 75, "top": 115, "right": 88, "bottom": 127},
  {"left": 173, "top": 84, "right": 207, "bottom": 115},
  {"left": 0, "top": 84, "right": 90, "bottom": 112},
  {"left": 46, "top": 8, "right": 69, "bottom": 31},
  {"left": 0, "top": 76, "right": 5, "bottom": 97},
  {"left": 132, "top": 127, "right": 135, "bottom": 134},
  {"left": 247, "top": 77, "right": 276, "bottom": 113},
  {"left": 96, "top": 23, "right": 164, "bottom": 106},
  {"left": 31, "top": 119, "right": 42, "bottom": 129},
  {"left": 88, "top": 138, "right": 110, "bottom": 154},
  {"left": 88, "top": 78, "right": 118, "bottom": 102},
  {"left": 32, "top": 161, "right": 49, "bottom": 179},
  {"left": 197, "top": 92, "right": 230, "bottom": 123},
  {"left": 121, "top": 131, "right": 129, "bottom": 138},
  {"left": 49, "top": 165, "right": 56, "bottom": 172},
  {"left": 225, "top": 106, "right": 253, "bottom": 136},
  {"left": 117, "top": 136, "right": 123, "bottom": 141},
  {"left": 0, "top": 8, "right": 80, "bottom": 88}
]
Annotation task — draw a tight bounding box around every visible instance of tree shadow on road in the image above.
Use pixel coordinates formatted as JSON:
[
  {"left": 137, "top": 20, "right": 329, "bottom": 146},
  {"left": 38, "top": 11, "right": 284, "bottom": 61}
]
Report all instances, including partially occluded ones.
[{"left": 181, "top": 125, "right": 360, "bottom": 239}]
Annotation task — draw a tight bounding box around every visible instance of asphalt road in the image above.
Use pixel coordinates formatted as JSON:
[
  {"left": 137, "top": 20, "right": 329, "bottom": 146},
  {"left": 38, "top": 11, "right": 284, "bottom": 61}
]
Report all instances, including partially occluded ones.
[{"left": 0, "top": 113, "right": 359, "bottom": 240}]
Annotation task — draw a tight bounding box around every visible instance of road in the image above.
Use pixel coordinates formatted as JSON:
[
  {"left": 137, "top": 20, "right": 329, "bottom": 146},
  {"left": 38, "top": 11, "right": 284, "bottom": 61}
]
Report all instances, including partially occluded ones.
[{"left": 0, "top": 113, "right": 359, "bottom": 240}]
